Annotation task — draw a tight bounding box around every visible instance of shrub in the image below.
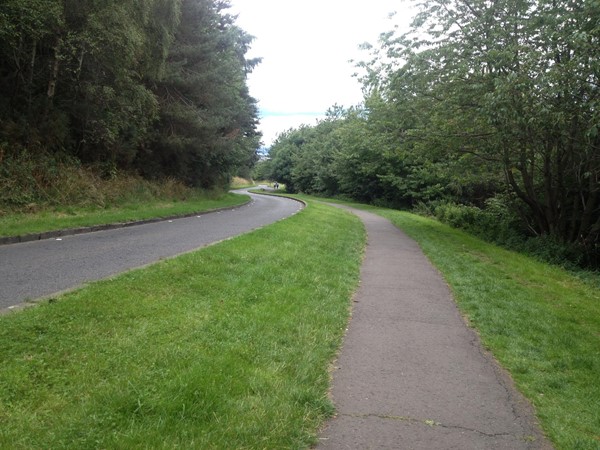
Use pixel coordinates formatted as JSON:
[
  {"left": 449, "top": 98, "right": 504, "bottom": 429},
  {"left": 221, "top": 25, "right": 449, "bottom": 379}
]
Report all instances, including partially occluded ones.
[
  {"left": 428, "top": 198, "right": 596, "bottom": 270},
  {"left": 0, "top": 149, "right": 199, "bottom": 213}
]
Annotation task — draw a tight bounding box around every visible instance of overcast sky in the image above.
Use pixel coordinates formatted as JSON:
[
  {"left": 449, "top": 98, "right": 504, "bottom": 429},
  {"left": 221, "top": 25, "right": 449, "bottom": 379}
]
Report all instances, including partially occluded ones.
[{"left": 228, "top": 1, "right": 413, "bottom": 146}]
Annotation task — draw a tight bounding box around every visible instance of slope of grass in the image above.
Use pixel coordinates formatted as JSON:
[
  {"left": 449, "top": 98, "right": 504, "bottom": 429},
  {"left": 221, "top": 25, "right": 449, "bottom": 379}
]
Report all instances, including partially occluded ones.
[
  {"left": 368, "top": 207, "right": 600, "bottom": 450},
  {"left": 4, "top": 187, "right": 597, "bottom": 449},
  {"left": 0, "top": 201, "right": 365, "bottom": 449},
  {"left": 0, "top": 192, "right": 248, "bottom": 238}
]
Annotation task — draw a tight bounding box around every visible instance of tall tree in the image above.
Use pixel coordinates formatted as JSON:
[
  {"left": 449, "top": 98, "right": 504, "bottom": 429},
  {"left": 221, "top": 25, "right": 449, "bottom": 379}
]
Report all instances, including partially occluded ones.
[
  {"left": 0, "top": 0, "right": 260, "bottom": 189},
  {"left": 365, "top": 0, "right": 599, "bottom": 247},
  {"left": 0, "top": 0, "right": 179, "bottom": 163},
  {"left": 145, "top": 0, "right": 261, "bottom": 187}
]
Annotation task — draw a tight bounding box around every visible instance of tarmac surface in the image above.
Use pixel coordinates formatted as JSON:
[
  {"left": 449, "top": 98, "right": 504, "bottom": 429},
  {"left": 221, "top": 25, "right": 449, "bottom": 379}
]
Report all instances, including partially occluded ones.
[
  {"left": 316, "top": 206, "right": 552, "bottom": 450},
  {"left": 0, "top": 189, "right": 302, "bottom": 311}
]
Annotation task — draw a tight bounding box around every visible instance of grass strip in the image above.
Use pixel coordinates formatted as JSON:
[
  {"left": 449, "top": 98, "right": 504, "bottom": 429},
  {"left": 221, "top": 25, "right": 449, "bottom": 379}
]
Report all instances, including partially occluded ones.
[
  {"left": 364, "top": 207, "right": 599, "bottom": 450},
  {"left": 0, "top": 193, "right": 249, "bottom": 238},
  {"left": 0, "top": 201, "right": 365, "bottom": 449}
]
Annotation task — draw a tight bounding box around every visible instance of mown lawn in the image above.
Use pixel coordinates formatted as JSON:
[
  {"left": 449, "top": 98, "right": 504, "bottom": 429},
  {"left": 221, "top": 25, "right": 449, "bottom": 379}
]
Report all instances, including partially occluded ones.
[
  {"left": 2, "top": 192, "right": 598, "bottom": 449},
  {"left": 0, "top": 201, "right": 365, "bottom": 449},
  {"left": 0, "top": 192, "right": 249, "bottom": 238}
]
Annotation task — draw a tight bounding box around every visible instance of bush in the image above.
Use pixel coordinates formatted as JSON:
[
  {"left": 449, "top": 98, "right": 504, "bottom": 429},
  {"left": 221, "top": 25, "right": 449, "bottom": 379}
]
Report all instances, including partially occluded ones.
[
  {"left": 0, "top": 149, "right": 199, "bottom": 213},
  {"left": 0, "top": 148, "right": 87, "bottom": 209},
  {"left": 434, "top": 202, "right": 480, "bottom": 228},
  {"left": 428, "top": 198, "right": 596, "bottom": 270}
]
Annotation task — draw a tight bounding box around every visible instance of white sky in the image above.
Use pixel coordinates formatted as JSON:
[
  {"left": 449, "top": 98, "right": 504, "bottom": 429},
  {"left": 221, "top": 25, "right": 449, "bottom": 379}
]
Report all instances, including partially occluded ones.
[{"left": 228, "top": 1, "right": 413, "bottom": 146}]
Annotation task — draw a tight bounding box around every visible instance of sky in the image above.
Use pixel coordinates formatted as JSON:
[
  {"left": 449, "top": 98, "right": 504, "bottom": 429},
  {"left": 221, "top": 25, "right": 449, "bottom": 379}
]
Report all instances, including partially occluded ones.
[{"left": 227, "top": 1, "right": 413, "bottom": 147}]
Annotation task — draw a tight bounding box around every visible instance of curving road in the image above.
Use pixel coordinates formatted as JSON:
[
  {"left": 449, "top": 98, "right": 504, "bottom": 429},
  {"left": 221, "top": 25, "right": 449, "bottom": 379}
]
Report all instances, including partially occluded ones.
[{"left": 0, "top": 189, "right": 302, "bottom": 311}]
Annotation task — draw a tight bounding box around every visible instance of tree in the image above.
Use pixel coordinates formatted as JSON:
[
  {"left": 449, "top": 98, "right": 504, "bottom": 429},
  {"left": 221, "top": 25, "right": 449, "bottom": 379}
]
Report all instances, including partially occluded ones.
[
  {"left": 365, "top": 0, "right": 599, "bottom": 249},
  {"left": 0, "top": 0, "right": 260, "bottom": 190},
  {"left": 0, "top": 0, "right": 178, "bottom": 163},
  {"left": 144, "top": 0, "right": 261, "bottom": 187}
]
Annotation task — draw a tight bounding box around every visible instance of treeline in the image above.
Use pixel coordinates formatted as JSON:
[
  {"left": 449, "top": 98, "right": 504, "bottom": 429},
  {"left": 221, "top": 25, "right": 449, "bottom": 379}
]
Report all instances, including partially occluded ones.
[
  {"left": 258, "top": 0, "right": 599, "bottom": 268},
  {"left": 0, "top": 0, "right": 260, "bottom": 198}
]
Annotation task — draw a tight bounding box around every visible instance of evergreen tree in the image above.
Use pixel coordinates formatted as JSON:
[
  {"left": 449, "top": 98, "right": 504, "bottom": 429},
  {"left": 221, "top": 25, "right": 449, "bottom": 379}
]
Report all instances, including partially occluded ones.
[
  {"left": 0, "top": 0, "right": 260, "bottom": 189},
  {"left": 143, "top": 0, "right": 261, "bottom": 187}
]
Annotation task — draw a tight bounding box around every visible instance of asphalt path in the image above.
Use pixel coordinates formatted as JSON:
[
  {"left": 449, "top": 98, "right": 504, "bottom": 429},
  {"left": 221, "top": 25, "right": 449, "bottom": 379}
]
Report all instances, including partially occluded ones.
[
  {"left": 317, "top": 206, "right": 551, "bottom": 449},
  {"left": 0, "top": 189, "right": 302, "bottom": 311}
]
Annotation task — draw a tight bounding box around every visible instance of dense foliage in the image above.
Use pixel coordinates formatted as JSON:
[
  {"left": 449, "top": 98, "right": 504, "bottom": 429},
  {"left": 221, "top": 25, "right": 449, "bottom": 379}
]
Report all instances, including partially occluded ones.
[
  {"left": 0, "top": 0, "right": 260, "bottom": 202},
  {"left": 260, "top": 0, "right": 599, "bottom": 268}
]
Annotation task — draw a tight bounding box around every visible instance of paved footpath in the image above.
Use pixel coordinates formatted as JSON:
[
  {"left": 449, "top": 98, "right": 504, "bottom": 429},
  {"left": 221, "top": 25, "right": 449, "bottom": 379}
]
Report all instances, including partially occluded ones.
[{"left": 316, "top": 206, "right": 552, "bottom": 450}]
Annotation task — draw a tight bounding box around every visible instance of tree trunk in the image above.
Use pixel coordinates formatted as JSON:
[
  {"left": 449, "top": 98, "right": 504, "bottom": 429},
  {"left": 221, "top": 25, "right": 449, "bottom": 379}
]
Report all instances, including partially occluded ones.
[
  {"left": 27, "top": 40, "right": 37, "bottom": 112},
  {"left": 46, "top": 40, "right": 60, "bottom": 99},
  {"left": 504, "top": 163, "right": 548, "bottom": 236},
  {"left": 43, "top": 36, "right": 62, "bottom": 121}
]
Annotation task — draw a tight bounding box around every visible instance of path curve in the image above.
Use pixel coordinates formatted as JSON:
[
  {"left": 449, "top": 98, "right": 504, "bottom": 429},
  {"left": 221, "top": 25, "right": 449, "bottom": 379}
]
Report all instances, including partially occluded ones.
[
  {"left": 317, "top": 206, "right": 552, "bottom": 450},
  {"left": 0, "top": 189, "right": 302, "bottom": 311}
]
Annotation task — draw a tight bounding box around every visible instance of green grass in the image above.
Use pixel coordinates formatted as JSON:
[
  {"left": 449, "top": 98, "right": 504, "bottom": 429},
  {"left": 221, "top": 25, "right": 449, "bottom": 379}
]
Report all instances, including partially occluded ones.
[
  {"left": 0, "top": 193, "right": 249, "bottom": 238},
  {"left": 0, "top": 201, "right": 365, "bottom": 449},
  {"left": 363, "top": 207, "right": 600, "bottom": 450},
  {"left": 3, "top": 189, "right": 597, "bottom": 449}
]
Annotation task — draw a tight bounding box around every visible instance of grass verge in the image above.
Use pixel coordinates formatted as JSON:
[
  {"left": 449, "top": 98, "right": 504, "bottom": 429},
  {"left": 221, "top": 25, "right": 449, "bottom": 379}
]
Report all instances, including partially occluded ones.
[
  {"left": 364, "top": 206, "right": 599, "bottom": 450},
  {"left": 0, "top": 192, "right": 248, "bottom": 238},
  {"left": 0, "top": 201, "right": 365, "bottom": 449}
]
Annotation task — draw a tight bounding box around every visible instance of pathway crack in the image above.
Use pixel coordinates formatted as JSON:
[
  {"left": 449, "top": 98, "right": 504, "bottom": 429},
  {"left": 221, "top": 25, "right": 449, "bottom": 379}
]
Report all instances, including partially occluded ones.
[{"left": 340, "top": 412, "right": 522, "bottom": 439}]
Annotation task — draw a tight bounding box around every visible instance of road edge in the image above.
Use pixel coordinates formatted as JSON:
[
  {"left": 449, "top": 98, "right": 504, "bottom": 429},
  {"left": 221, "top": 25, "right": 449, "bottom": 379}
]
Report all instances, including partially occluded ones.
[{"left": 0, "top": 198, "right": 253, "bottom": 246}]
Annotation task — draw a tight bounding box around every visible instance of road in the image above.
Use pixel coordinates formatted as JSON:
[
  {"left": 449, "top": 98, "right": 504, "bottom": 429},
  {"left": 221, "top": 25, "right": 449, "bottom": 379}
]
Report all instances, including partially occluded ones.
[{"left": 0, "top": 189, "right": 302, "bottom": 311}]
